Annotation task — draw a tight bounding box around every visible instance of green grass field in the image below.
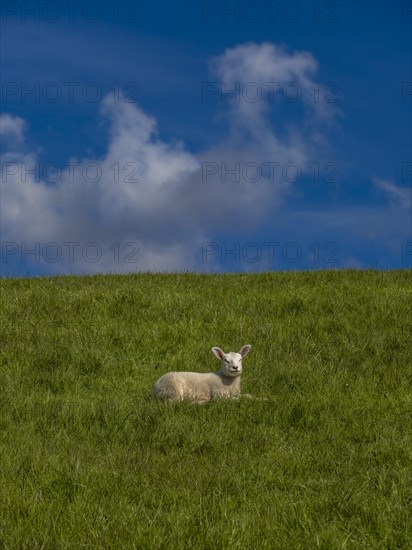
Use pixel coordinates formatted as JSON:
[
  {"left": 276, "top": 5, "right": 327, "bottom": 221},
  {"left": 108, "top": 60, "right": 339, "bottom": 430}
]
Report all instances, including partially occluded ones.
[{"left": 1, "top": 270, "right": 411, "bottom": 549}]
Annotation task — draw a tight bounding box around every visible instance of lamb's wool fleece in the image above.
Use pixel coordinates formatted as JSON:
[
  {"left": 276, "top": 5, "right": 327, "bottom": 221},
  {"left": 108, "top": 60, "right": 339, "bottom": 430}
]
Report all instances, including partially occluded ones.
[
  {"left": 151, "top": 345, "right": 251, "bottom": 404},
  {"left": 151, "top": 371, "right": 241, "bottom": 404}
]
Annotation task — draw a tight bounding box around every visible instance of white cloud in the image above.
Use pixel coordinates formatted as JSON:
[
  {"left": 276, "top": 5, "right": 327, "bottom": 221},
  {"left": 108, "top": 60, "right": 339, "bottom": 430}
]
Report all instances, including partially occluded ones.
[
  {"left": 1, "top": 43, "right": 409, "bottom": 274},
  {"left": 373, "top": 177, "right": 411, "bottom": 209},
  {"left": 0, "top": 114, "right": 26, "bottom": 144},
  {"left": 209, "top": 42, "right": 337, "bottom": 143}
]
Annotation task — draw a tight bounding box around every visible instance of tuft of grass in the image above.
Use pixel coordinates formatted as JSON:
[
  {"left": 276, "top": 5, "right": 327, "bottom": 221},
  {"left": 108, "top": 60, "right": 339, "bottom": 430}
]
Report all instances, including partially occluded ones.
[{"left": 1, "top": 270, "right": 411, "bottom": 549}]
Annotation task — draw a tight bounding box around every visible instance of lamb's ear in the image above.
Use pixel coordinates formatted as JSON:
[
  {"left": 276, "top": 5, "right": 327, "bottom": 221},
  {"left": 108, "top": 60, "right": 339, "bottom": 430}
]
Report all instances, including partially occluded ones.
[
  {"left": 212, "top": 347, "right": 225, "bottom": 360},
  {"left": 239, "top": 344, "right": 252, "bottom": 357}
]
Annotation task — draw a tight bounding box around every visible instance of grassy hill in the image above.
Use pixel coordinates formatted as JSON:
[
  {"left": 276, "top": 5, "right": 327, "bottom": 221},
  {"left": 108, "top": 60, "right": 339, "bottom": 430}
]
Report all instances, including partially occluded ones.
[{"left": 1, "top": 270, "right": 411, "bottom": 548}]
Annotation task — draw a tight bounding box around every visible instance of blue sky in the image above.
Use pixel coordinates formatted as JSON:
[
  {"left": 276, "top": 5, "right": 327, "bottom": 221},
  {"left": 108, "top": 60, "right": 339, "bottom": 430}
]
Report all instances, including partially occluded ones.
[{"left": 1, "top": 0, "right": 411, "bottom": 275}]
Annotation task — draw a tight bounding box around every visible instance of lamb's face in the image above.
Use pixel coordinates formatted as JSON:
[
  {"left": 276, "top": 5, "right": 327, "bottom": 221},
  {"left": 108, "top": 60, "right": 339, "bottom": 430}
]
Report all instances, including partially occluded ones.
[
  {"left": 212, "top": 345, "right": 251, "bottom": 378},
  {"left": 220, "top": 352, "right": 243, "bottom": 377}
]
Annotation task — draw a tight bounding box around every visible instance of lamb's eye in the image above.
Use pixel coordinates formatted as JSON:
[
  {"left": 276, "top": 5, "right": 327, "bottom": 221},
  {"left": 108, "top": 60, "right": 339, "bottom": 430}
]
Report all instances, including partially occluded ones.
[{"left": 224, "top": 358, "right": 229, "bottom": 363}]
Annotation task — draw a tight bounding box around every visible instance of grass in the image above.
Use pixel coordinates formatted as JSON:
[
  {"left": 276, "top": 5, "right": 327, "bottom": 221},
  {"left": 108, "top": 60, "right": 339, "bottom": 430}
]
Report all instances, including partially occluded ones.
[{"left": 0, "top": 269, "right": 411, "bottom": 549}]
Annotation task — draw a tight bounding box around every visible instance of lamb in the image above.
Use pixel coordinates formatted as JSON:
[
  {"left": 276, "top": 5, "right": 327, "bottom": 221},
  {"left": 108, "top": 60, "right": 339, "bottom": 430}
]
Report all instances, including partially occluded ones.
[{"left": 151, "top": 345, "right": 252, "bottom": 404}]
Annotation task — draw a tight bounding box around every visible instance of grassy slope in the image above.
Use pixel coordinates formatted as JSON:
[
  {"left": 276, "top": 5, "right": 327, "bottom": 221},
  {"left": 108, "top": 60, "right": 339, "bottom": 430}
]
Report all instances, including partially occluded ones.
[{"left": 0, "top": 270, "right": 411, "bottom": 549}]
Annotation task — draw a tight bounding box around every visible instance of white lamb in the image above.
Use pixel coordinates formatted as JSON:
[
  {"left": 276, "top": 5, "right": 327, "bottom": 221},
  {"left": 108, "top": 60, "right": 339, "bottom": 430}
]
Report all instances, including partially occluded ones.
[{"left": 151, "top": 345, "right": 252, "bottom": 404}]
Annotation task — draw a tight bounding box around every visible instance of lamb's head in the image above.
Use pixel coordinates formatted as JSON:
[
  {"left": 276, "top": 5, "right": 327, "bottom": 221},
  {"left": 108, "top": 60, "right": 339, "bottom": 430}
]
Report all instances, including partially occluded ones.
[{"left": 212, "top": 345, "right": 252, "bottom": 377}]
